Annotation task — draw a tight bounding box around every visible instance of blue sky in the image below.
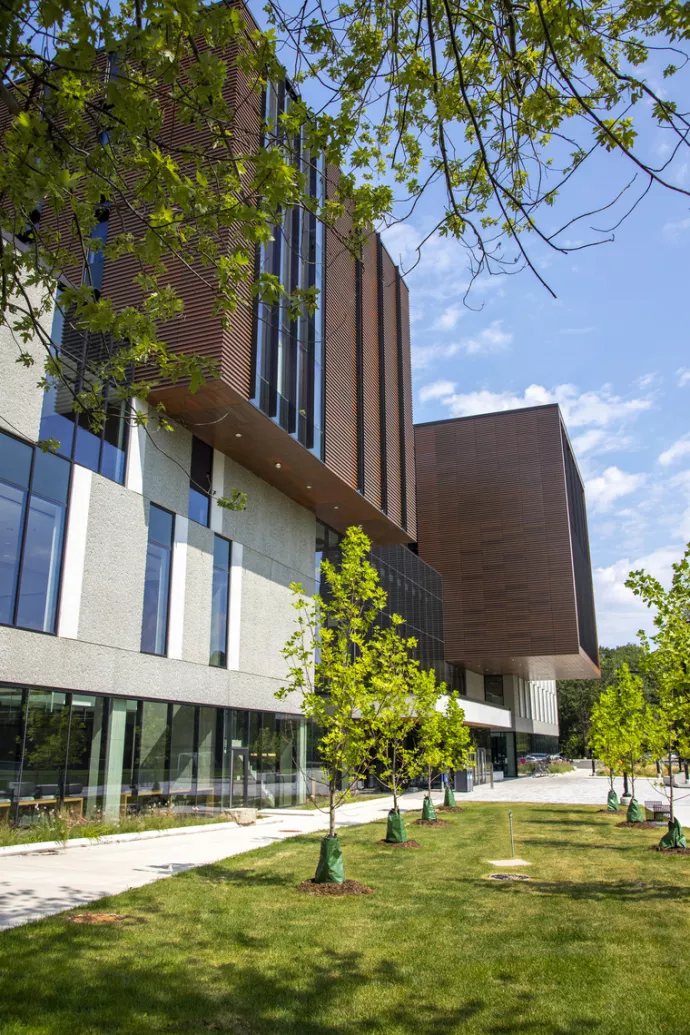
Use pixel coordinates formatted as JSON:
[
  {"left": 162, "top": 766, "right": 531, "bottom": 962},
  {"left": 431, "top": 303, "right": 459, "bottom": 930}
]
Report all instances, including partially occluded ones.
[{"left": 380, "top": 148, "right": 690, "bottom": 648}]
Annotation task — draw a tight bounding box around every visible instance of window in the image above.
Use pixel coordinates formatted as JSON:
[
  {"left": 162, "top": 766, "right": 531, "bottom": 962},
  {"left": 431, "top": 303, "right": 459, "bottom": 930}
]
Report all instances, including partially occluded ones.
[
  {"left": 188, "top": 436, "right": 213, "bottom": 526},
  {"left": 0, "top": 430, "right": 70, "bottom": 633},
  {"left": 484, "top": 674, "right": 504, "bottom": 708},
  {"left": 253, "top": 82, "right": 326, "bottom": 458},
  {"left": 140, "top": 504, "right": 174, "bottom": 656},
  {"left": 39, "top": 294, "right": 129, "bottom": 485},
  {"left": 209, "top": 535, "right": 231, "bottom": 667}
]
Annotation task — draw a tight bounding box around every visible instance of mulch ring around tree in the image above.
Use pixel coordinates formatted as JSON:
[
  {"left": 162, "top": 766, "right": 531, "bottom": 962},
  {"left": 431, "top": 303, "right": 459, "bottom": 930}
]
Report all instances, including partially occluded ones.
[
  {"left": 296, "top": 879, "right": 374, "bottom": 896},
  {"left": 616, "top": 821, "right": 665, "bottom": 829},
  {"left": 651, "top": 846, "right": 690, "bottom": 855},
  {"left": 376, "top": 839, "right": 422, "bottom": 848},
  {"left": 437, "top": 806, "right": 465, "bottom": 813},
  {"left": 414, "top": 818, "right": 451, "bottom": 827},
  {"left": 67, "top": 914, "right": 144, "bottom": 925}
]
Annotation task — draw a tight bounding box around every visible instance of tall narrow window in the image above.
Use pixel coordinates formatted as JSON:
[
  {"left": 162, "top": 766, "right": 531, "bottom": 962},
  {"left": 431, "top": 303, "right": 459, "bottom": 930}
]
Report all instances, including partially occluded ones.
[
  {"left": 188, "top": 436, "right": 212, "bottom": 526},
  {"left": 39, "top": 291, "right": 129, "bottom": 484},
  {"left": 209, "top": 535, "right": 231, "bottom": 667},
  {"left": 140, "top": 504, "right": 174, "bottom": 656},
  {"left": 0, "top": 430, "right": 70, "bottom": 633}
]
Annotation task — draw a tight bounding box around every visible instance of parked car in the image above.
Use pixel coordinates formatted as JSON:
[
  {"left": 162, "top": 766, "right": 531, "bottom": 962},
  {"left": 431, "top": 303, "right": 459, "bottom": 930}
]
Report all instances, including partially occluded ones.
[{"left": 524, "top": 753, "right": 550, "bottom": 763}]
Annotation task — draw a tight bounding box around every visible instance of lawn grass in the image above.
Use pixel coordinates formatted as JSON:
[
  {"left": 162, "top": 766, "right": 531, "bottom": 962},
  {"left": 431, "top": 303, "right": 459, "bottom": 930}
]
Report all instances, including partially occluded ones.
[{"left": 1, "top": 803, "right": 689, "bottom": 1035}]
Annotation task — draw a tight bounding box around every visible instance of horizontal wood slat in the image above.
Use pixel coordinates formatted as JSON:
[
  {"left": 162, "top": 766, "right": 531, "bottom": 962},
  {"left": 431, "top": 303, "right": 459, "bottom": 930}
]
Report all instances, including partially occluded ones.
[{"left": 415, "top": 404, "right": 599, "bottom": 679}]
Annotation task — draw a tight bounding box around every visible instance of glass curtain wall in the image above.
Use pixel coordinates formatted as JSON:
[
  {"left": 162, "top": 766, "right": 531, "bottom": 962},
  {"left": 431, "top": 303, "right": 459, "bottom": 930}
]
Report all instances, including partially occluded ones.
[
  {"left": 39, "top": 294, "right": 129, "bottom": 485},
  {"left": 140, "top": 504, "right": 174, "bottom": 655},
  {"left": 0, "top": 431, "right": 70, "bottom": 633},
  {"left": 0, "top": 686, "right": 305, "bottom": 824},
  {"left": 253, "top": 82, "right": 326, "bottom": 458},
  {"left": 209, "top": 536, "right": 231, "bottom": 666}
]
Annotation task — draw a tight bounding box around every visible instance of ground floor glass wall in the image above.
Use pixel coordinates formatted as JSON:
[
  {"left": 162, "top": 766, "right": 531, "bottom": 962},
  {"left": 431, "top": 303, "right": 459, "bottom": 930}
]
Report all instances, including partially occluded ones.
[{"left": 0, "top": 685, "right": 306, "bottom": 823}]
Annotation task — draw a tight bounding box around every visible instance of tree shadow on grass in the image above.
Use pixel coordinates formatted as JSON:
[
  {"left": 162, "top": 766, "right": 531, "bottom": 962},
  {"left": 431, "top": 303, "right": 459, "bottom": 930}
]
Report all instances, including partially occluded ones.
[
  {"left": 520, "top": 838, "right": 642, "bottom": 853},
  {"left": 0, "top": 929, "right": 495, "bottom": 1035},
  {"left": 468, "top": 877, "right": 689, "bottom": 902},
  {"left": 194, "top": 864, "right": 294, "bottom": 888},
  {"left": 524, "top": 818, "right": 603, "bottom": 827}
]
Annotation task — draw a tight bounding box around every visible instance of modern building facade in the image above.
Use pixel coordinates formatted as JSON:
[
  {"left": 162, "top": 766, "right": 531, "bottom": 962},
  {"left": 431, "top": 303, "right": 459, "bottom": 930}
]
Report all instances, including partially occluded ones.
[
  {"left": 413, "top": 404, "right": 599, "bottom": 774},
  {"left": 0, "top": 18, "right": 417, "bottom": 822}
]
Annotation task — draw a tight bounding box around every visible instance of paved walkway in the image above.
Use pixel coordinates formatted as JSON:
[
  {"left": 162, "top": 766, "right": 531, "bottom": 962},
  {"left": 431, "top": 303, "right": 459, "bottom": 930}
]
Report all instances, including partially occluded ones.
[{"left": 1, "top": 774, "right": 686, "bottom": 932}]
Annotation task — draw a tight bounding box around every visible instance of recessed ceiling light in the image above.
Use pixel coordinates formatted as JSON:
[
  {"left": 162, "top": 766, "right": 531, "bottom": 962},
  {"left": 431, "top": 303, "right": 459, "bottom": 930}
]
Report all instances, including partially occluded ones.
[
  {"left": 334, "top": 505, "right": 339, "bottom": 510},
  {"left": 275, "top": 462, "right": 282, "bottom": 469},
  {"left": 235, "top": 432, "right": 242, "bottom": 438},
  {"left": 306, "top": 484, "right": 312, "bottom": 489}
]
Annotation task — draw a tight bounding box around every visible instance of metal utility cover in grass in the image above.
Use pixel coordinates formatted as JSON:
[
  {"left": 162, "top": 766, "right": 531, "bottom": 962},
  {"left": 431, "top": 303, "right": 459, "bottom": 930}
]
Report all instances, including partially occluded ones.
[{"left": 488, "top": 859, "right": 532, "bottom": 867}]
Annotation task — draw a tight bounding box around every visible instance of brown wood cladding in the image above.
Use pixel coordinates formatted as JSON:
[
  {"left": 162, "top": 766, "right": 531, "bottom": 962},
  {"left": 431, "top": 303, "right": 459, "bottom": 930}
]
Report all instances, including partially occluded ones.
[
  {"left": 323, "top": 167, "right": 358, "bottom": 490},
  {"left": 381, "top": 247, "right": 402, "bottom": 527},
  {"left": 361, "top": 234, "right": 382, "bottom": 508},
  {"left": 1, "top": 22, "right": 416, "bottom": 541},
  {"left": 415, "top": 405, "right": 598, "bottom": 679},
  {"left": 398, "top": 278, "right": 416, "bottom": 540}
]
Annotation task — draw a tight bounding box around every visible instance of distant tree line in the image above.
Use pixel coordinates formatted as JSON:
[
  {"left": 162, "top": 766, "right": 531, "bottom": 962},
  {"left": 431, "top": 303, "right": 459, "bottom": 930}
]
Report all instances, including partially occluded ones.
[{"left": 557, "top": 645, "right": 656, "bottom": 757}]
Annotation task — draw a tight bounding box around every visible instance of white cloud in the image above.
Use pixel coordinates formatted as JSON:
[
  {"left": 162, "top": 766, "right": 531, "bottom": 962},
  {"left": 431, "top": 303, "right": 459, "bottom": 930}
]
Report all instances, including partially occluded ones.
[
  {"left": 570, "top": 428, "right": 632, "bottom": 460},
  {"left": 677, "top": 368, "right": 690, "bottom": 387},
  {"left": 659, "top": 435, "right": 690, "bottom": 467},
  {"left": 557, "top": 326, "right": 594, "bottom": 336},
  {"left": 412, "top": 343, "right": 461, "bottom": 371},
  {"left": 430, "top": 382, "right": 652, "bottom": 427},
  {"left": 419, "top": 380, "right": 456, "bottom": 403},
  {"left": 585, "top": 466, "right": 646, "bottom": 512},
  {"left": 594, "top": 546, "right": 681, "bottom": 645},
  {"left": 433, "top": 305, "right": 464, "bottom": 331},
  {"left": 636, "top": 372, "right": 659, "bottom": 389},
  {"left": 663, "top": 216, "right": 690, "bottom": 241},
  {"left": 462, "top": 320, "right": 512, "bottom": 355}
]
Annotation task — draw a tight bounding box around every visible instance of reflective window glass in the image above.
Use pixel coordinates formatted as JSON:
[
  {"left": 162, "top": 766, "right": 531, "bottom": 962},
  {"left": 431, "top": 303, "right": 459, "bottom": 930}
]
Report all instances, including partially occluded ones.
[
  {"left": 138, "top": 701, "right": 170, "bottom": 800},
  {"left": 140, "top": 504, "right": 173, "bottom": 655},
  {"left": 210, "top": 535, "right": 231, "bottom": 667},
  {"left": 0, "top": 481, "right": 26, "bottom": 625},
  {"left": 15, "top": 495, "right": 66, "bottom": 632},
  {"left": 0, "top": 433, "right": 32, "bottom": 488},
  {"left": 169, "top": 704, "right": 195, "bottom": 800},
  {"left": 0, "top": 689, "right": 26, "bottom": 806},
  {"left": 22, "top": 690, "right": 69, "bottom": 802}
]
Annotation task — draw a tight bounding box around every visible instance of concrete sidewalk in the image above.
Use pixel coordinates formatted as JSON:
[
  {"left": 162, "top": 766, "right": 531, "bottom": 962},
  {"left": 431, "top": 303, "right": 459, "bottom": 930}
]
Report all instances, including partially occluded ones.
[
  {"left": 2, "top": 775, "right": 686, "bottom": 932},
  {"left": 0, "top": 793, "right": 409, "bottom": 932}
]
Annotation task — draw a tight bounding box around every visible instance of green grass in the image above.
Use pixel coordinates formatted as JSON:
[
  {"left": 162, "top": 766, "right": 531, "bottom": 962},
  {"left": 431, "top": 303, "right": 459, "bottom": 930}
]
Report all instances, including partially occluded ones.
[
  {"left": 0, "top": 808, "right": 231, "bottom": 847},
  {"left": 1, "top": 803, "right": 689, "bottom": 1035}
]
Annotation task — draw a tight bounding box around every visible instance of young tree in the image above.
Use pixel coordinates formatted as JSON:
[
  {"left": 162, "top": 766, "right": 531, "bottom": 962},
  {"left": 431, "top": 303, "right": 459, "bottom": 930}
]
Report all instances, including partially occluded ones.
[
  {"left": 626, "top": 545, "right": 690, "bottom": 824},
  {"left": 370, "top": 625, "right": 431, "bottom": 843},
  {"left": 416, "top": 682, "right": 472, "bottom": 820},
  {"left": 277, "top": 525, "right": 387, "bottom": 883}
]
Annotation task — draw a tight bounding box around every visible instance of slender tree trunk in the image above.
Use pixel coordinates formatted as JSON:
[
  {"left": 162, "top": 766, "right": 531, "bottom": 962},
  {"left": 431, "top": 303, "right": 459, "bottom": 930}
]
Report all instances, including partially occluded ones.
[
  {"left": 609, "top": 771, "right": 614, "bottom": 794},
  {"left": 427, "top": 766, "right": 432, "bottom": 799},
  {"left": 329, "top": 778, "right": 336, "bottom": 837},
  {"left": 392, "top": 745, "right": 398, "bottom": 811},
  {"left": 668, "top": 740, "right": 674, "bottom": 822},
  {"left": 630, "top": 753, "right": 635, "bottom": 798}
]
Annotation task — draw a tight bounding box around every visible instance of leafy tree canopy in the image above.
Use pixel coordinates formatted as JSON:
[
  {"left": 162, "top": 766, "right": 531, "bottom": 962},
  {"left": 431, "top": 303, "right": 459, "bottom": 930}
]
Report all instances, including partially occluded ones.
[{"left": 2, "top": 0, "right": 690, "bottom": 436}]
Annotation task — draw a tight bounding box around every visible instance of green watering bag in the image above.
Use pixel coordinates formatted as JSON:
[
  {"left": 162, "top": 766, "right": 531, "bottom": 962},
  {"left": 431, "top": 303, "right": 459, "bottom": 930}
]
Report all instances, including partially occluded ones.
[
  {"left": 386, "top": 809, "right": 407, "bottom": 843},
  {"left": 659, "top": 817, "right": 687, "bottom": 850},
  {"left": 607, "top": 789, "right": 619, "bottom": 812},
  {"left": 626, "top": 797, "right": 645, "bottom": 823},
  {"left": 444, "top": 786, "right": 457, "bottom": 808},
  {"left": 314, "top": 835, "right": 345, "bottom": 884},
  {"left": 422, "top": 796, "right": 437, "bottom": 821}
]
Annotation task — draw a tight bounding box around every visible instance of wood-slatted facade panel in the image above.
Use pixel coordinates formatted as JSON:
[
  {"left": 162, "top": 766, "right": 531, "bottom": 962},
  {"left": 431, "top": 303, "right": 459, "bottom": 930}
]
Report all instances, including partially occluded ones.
[
  {"left": 323, "top": 167, "right": 358, "bottom": 489},
  {"left": 361, "top": 234, "right": 382, "bottom": 508},
  {"left": 398, "top": 277, "right": 416, "bottom": 540},
  {"left": 415, "top": 405, "right": 582, "bottom": 668},
  {"left": 381, "top": 246, "right": 402, "bottom": 528}
]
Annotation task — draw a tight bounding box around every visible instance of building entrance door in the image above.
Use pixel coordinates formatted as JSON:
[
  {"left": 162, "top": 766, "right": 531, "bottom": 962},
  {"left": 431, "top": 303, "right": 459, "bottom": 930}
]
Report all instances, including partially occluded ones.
[
  {"left": 230, "top": 748, "right": 248, "bottom": 807},
  {"left": 473, "top": 747, "right": 489, "bottom": 785}
]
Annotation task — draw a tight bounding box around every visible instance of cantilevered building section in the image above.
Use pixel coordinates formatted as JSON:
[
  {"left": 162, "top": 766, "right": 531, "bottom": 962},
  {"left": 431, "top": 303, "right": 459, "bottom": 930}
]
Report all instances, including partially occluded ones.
[{"left": 414, "top": 404, "right": 600, "bottom": 682}]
